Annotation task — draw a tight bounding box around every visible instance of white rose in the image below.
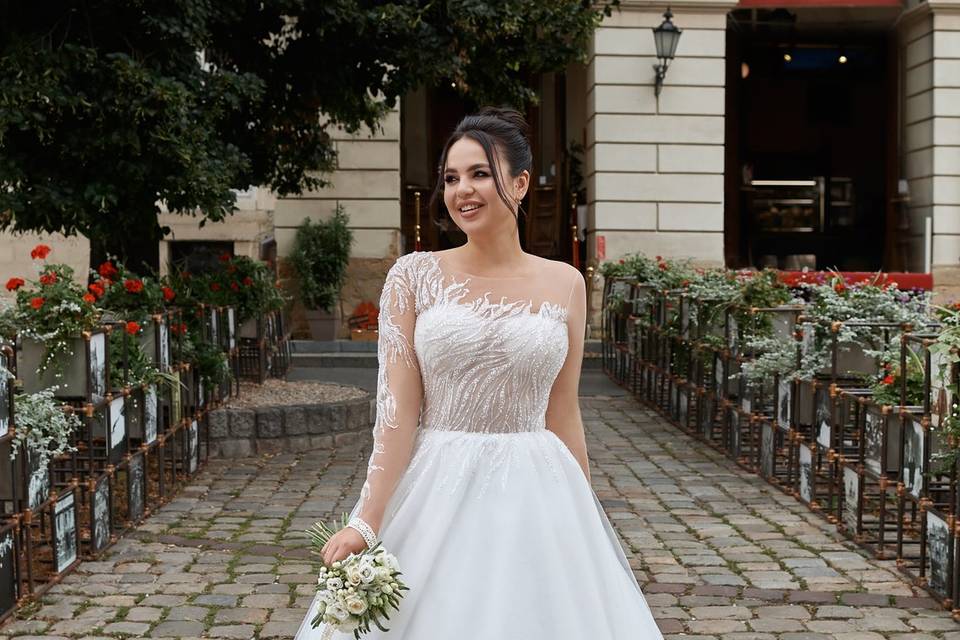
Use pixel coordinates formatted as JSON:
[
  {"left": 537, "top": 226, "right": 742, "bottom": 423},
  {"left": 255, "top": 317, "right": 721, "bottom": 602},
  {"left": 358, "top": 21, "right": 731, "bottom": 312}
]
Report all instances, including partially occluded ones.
[
  {"left": 383, "top": 553, "right": 401, "bottom": 572},
  {"left": 358, "top": 564, "right": 376, "bottom": 584},
  {"left": 325, "top": 577, "right": 343, "bottom": 591},
  {"left": 345, "top": 566, "right": 363, "bottom": 586},
  {"left": 327, "top": 605, "right": 348, "bottom": 622},
  {"left": 375, "top": 566, "right": 391, "bottom": 581},
  {"left": 345, "top": 595, "right": 368, "bottom": 616}
]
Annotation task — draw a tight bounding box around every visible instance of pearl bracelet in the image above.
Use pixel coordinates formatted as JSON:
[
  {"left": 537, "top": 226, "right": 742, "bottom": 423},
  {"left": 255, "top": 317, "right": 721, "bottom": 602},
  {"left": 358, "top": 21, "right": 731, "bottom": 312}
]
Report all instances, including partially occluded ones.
[{"left": 346, "top": 517, "right": 378, "bottom": 550}]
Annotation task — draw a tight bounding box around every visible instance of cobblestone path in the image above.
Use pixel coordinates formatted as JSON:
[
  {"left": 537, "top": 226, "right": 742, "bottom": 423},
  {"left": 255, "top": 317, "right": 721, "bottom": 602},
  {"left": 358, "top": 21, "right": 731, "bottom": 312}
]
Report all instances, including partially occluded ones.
[{"left": 3, "top": 395, "right": 960, "bottom": 639}]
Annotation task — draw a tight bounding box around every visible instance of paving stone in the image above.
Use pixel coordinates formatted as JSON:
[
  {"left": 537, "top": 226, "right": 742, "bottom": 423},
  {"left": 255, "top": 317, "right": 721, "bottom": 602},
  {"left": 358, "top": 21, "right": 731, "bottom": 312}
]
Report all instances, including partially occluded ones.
[
  {"left": 101, "top": 621, "right": 152, "bottom": 635},
  {"left": 213, "top": 608, "right": 268, "bottom": 624},
  {"left": 208, "top": 624, "right": 257, "bottom": 638},
  {"left": 124, "top": 607, "right": 164, "bottom": 622},
  {"left": 149, "top": 621, "right": 206, "bottom": 637}
]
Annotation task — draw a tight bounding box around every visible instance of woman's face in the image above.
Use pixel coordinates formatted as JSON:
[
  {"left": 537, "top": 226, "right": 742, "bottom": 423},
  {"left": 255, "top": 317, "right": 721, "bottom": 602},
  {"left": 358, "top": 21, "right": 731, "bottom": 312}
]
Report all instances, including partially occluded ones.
[{"left": 442, "top": 137, "right": 528, "bottom": 239}]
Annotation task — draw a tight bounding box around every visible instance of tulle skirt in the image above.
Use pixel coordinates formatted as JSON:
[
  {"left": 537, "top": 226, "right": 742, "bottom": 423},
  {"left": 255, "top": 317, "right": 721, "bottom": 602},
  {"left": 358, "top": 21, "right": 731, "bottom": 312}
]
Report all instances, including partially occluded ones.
[{"left": 294, "top": 428, "right": 664, "bottom": 639}]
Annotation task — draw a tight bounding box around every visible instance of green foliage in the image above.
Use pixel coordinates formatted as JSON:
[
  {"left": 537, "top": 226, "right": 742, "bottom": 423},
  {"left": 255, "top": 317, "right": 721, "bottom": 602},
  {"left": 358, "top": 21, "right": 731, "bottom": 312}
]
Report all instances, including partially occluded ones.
[
  {"left": 1, "top": 1, "right": 614, "bottom": 261},
  {"left": 290, "top": 207, "right": 354, "bottom": 312},
  {"left": 11, "top": 389, "right": 81, "bottom": 471},
  {"left": 207, "top": 255, "right": 286, "bottom": 323}
]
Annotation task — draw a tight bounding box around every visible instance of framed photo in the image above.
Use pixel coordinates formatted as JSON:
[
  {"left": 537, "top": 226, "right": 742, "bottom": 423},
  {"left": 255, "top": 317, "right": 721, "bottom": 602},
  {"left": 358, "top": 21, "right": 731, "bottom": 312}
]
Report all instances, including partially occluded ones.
[
  {"left": 26, "top": 447, "right": 50, "bottom": 511},
  {"left": 91, "top": 476, "right": 111, "bottom": 553},
  {"left": 816, "top": 387, "right": 832, "bottom": 449},
  {"left": 54, "top": 491, "right": 77, "bottom": 573},
  {"left": 678, "top": 389, "right": 688, "bottom": 428},
  {"left": 902, "top": 418, "right": 925, "bottom": 499},
  {"left": 0, "top": 526, "right": 16, "bottom": 619},
  {"left": 208, "top": 308, "right": 219, "bottom": 345},
  {"left": 128, "top": 454, "right": 145, "bottom": 523},
  {"left": 109, "top": 396, "right": 126, "bottom": 463},
  {"left": 777, "top": 378, "right": 792, "bottom": 431},
  {"left": 227, "top": 308, "right": 237, "bottom": 351},
  {"left": 188, "top": 420, "right": 199, "bottom": 474},
  {"left": 726, "top": 314, "right": 739, "bottom": 355},
  {"left": 699, "top": 396, "right": 713, "bottom": 439},
  {"left": 159, "top": 321, "right": 170, "bottom": 371},
  {"left": 198, "top": 378, "right": 205, "bottom": 410},
  {"left": 760, "top": 421, "right": 774, "bottom": 479},
  {"left": 729, "top": 410, "right": 741, "bottom": 457},
  {"left": 843, "top": 466, "right": 859, "bottom": 533},
  {"left": 863, "top": 408, "right": 884, "bottom": 477},
  {"left": 926, "top": 510, "right": 953, "bottom": 596},
  {"left": 89, "top": 332, "right": 106, "bottom": 401},
  {"left": 798, "top": 444, "right": 813, "bottom": 504},
  {"left": 144, "top": 385, "right": 158, "bottom": 446},
  {"left": 0, "top": 351, "right": 10, "bottom": 438}
]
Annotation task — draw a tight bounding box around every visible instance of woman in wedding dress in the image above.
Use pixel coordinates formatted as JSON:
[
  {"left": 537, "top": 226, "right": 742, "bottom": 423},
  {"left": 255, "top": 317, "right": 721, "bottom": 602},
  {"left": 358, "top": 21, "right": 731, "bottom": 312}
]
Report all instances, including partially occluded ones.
[{"left": 295, "top": 107, "right": 664, "bottom": 639}]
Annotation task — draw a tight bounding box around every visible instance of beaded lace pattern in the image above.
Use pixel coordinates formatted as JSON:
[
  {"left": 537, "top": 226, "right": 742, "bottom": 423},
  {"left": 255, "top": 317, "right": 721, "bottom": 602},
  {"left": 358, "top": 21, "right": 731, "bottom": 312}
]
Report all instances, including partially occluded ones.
[{"left": 356, "top": 251, "right": 579, "bottom": 527}]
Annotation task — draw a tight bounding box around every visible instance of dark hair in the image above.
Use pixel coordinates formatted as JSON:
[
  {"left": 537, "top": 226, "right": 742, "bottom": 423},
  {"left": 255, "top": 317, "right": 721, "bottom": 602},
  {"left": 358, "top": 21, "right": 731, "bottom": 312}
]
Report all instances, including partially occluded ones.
[{"left": 431, "top": 107, "right": 533, "bottom": 225}]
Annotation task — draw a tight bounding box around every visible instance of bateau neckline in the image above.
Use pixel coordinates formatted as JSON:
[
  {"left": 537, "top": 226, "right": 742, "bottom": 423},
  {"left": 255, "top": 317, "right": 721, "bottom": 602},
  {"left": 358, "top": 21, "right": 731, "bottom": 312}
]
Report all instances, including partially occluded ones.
[{"left": 428, "top": 251, "right": 538, "bottom": 280}]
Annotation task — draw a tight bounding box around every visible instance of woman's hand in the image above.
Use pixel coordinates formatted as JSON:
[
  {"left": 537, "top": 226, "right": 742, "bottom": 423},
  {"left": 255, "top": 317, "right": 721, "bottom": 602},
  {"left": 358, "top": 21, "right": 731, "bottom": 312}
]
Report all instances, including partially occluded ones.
[{"left": 321, "top": 527, "right": 369, "bottom": 566}]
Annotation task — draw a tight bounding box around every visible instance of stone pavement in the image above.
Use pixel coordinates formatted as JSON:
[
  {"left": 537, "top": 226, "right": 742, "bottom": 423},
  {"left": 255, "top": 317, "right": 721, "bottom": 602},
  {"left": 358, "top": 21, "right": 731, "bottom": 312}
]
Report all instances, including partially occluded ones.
[{"left": 3, "top": 395, "right": 960, "bottom": 639}]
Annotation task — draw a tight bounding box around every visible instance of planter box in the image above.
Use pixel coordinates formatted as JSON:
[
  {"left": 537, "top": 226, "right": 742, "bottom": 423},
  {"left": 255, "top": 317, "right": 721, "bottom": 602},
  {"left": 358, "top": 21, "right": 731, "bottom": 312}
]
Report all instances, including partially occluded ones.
[
  {"left": 305, "top": 309, "right": 338, "bottom": 341},
  {"left": 19, "top": 334, "right": 106, "bottom": 399}
]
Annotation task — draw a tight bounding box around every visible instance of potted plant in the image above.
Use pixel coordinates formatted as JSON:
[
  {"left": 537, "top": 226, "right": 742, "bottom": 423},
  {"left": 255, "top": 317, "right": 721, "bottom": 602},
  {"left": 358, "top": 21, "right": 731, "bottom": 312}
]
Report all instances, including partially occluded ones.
[
  {"left": 290, "top": 206, "right": 353, "bottom": 340},
  {"left": 1, "top": 245, "right": 101, "bottom": 395},
  {"left": 207, "top": 254, "right": 285, "bottom": 337}
]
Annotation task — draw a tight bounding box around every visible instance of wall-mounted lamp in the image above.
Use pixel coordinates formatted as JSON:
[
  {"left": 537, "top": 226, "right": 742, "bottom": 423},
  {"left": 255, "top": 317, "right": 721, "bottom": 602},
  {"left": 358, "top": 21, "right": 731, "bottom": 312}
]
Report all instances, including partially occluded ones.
[{"left": 652, "top": 8, "right": 682, "bottom": 97}]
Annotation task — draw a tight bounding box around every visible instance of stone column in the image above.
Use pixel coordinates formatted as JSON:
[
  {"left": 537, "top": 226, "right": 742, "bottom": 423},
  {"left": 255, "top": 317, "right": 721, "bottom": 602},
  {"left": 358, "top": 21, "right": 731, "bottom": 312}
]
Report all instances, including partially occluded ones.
[
  {"left": 901, "top": 1, "right": 960, "bottom": 300},
  {"left": 585, "top": 0, "right": 736, "bottom": 320}
]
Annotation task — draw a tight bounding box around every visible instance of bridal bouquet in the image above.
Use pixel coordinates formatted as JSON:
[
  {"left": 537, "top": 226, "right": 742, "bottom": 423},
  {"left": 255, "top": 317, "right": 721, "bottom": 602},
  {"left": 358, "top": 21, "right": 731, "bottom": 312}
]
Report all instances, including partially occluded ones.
[{"left": 306, "top": 516, "right": 409, "bottom": 639}]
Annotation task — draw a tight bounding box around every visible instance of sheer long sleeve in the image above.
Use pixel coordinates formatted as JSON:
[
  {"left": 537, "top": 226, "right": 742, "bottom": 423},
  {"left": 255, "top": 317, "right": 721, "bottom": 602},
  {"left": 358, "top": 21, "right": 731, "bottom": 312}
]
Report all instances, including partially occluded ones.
[
  {"left": 545, "top": 269, "right": 590, "bottom": 483},
  {"left": 357, "top": 256, "right": 424, "bottom": 535}
]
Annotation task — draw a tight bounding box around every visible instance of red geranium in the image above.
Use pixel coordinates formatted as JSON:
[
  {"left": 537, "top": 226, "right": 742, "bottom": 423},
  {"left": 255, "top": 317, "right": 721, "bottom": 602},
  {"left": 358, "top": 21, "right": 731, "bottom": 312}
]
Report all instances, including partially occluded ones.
[
  {"left": 242, "top": 276, "right": 253, "bottom": 287},
  {"left": 124, "top": 278, "right": 144, "bottom": 294},
  {"left": 39, "top": 272, "right": 57, "bottom": 286},
  {"left": 5, "top": 277, "right": 24, "bottom": 292},
  {"left": 30, "top": 244, "right": 51, "bottom": 260},
  {"left": 82, "top": 293, "right": 96, "bottom": 304},
  {"left": 882, "top": 374, "right": 895, "bottom": 386},
  {"left": 210, "top": 282, "right": 221, "bottom": 292},
  {"left": 30, "top": 297, "right": 44, "bottom": 310},
  {"left": 125, "top": 321, "right": 140, "bottom": 336},
  {"left": 230, "top": 281, "right": 240, "bottom": 292},
  {"left": 162, "top": 286, "right": 175, "bottom": 302},
  {"left": 219, "top": 252, "right": 232, "bottom": 263},
  {"left": 88, "top": 282, "right": 105, "bottom": 298},
  {"left": 98, "top": 261, "right": 118, "bottom": 278},
  {"left": 834, "top": 282, "right": 846, "bottom": 294}
]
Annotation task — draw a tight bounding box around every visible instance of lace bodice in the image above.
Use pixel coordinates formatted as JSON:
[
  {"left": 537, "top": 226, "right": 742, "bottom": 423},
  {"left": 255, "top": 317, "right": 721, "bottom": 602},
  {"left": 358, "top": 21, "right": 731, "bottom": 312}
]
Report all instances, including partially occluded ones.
[{"left": 356, "top": 250, "right": 587, "bottom": 533}]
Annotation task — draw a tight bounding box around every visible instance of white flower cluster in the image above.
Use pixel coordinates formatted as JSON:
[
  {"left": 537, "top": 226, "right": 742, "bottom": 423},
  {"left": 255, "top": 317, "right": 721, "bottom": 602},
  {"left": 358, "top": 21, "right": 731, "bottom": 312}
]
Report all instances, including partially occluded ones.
[{"left": 312, "top": 547, "right": 406, "bottom": 638}]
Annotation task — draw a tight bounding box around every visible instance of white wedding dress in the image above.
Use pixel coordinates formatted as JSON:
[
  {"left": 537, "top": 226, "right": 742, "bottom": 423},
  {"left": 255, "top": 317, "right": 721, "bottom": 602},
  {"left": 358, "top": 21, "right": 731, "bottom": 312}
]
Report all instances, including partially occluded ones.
[{"left": 295, "top": 251, "right": 663, "bottom": 639}]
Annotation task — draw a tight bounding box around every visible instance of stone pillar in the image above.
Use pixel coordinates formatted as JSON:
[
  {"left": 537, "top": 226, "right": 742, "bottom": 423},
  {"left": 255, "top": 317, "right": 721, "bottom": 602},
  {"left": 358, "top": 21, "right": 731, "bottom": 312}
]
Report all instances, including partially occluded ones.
[
  {"left": 901, "top": 2, "right": 960, "bottom": 300},
  {"left": 585, "top": 0, "right": 735, "bottom": 322}
]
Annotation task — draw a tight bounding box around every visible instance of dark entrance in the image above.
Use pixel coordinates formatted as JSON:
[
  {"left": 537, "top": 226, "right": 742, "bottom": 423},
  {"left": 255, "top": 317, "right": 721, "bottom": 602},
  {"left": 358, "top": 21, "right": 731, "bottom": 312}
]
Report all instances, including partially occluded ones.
[{"left": 724, "top": 8, "right": 901, "bottom": 271}]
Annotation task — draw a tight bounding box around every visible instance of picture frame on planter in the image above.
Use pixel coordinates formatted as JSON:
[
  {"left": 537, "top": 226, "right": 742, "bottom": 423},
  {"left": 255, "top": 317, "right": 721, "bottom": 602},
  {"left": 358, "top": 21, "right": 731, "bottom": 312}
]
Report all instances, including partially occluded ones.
[
  {"left": 188, "top": 420, "right": 199, "bottom": 474},
  {"left": 777, "top": 378, "right": 792, "bottom": 431},
  {"left": 128, "top": 453, "right": 145, "bottom": 524},
  {"left": 159, "top": 321, "right": 170, "bottom": 372},
  {"left": 926, "top": 507, "right": 953, "bottom": 600},
  {"left": 862, "top": 406, "right": 885, "bottom": 477},
  {"left": 843, "top": 466, "right": 859, "bottom": 533},
  {"left": 0, "top": 350, "right": 11, "bottom": 439},
  {"left": 208, "top": 307, "right": 219, "bottom": 346},
  {"left": 91, "top": 475, "right": 111, "bottom": 554},
  {"left": 26, "top": 446, "right": 50, "bottom": 512},
  {"left": 53, "top": 489, "right": 78, "bottom": 574},
  {"left": 0, "top": 521, "right": 17, "bottom": 623},
  {"left": 89, "top": 332, "right": 106, "bottom": 402},
  {"left": 144, "top": 385, "right": 158, "bottom": 446},
  {"left": 816, "top": 385, "right": 832, "bottom": 449},
  {"left": 227, "top": 308, "right": 237, "bottom": 352},
  {"left": 798, "top": 443, "right": 814, "bottom": 504},
  {"left": 760, "top": 420, "right": 775, "bottom": 479},
  {"left": 108, "top": 396, "right": 126, "bottom": 464},
  {"left": 902, "top": 417, "right": 925, "bottom": 500}
]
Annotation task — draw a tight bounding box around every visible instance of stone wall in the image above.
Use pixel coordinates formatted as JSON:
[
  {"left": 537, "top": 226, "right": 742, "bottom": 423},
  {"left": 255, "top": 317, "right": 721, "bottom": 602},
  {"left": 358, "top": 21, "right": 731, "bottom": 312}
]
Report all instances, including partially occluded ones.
[
  {"left": 207, "top": 395, "right": 374, "bottom": 457},
  {"left": 0, "top": 232, "right": 89, "bottom": 299}
]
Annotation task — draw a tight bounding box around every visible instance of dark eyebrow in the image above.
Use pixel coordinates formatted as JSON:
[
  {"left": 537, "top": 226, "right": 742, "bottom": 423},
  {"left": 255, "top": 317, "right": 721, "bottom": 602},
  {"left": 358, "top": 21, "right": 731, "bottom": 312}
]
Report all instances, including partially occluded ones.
[{"left": 444, "top": 164, "right": 491, "bottom": 174}]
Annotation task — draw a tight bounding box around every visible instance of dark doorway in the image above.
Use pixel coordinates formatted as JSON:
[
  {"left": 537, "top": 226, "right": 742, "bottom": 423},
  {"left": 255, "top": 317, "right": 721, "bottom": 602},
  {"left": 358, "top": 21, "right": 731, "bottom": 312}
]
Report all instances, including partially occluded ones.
[{"left": 725, "top": 8, "right": 898, "bottom": 271}]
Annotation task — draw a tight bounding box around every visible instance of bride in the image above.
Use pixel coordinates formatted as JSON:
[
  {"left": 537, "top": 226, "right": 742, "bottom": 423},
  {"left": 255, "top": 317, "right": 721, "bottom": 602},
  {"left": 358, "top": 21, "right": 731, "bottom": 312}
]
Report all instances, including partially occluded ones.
[{"left": 295, "top": 107, "right": 664, "bottom": 639}]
